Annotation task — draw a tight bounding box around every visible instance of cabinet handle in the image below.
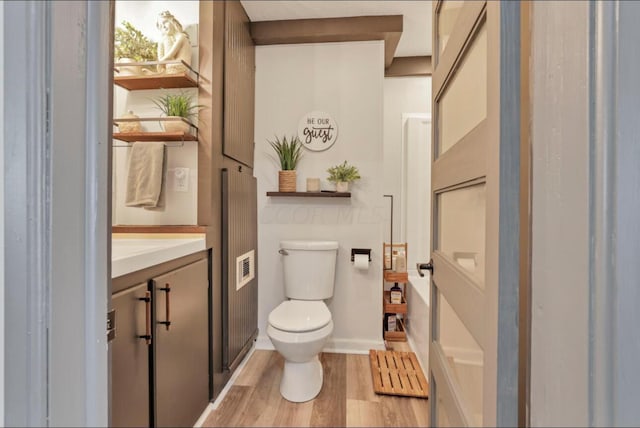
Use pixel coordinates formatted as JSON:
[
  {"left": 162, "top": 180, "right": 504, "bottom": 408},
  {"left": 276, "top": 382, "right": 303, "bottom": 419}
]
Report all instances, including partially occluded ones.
[
  {"left": 138, "top": 291, "right": 152, "bottom": 345},
  {"left": 159, "top": 283, "right": 171, "bottom": 330}
]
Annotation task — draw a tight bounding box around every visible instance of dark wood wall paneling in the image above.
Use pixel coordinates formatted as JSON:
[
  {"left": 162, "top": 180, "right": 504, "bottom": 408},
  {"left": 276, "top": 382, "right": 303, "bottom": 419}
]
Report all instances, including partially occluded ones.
[
  {"left": 385, "top": 56, "right": 433, "bottom": 77},
  {"left": 199, "top": 0, "right": 258, "bottom": 401},
  {"left": 248, "top": 14, "right": 434, "bottom": 77},
  {"left": 250, "top": 15, "right": 402, "bottom": 68},
  {"left": 222, "top": 168, "right": 258, "bottom": 372},
  {"left": 224, "top": 1, "right": 256, "bottom": 168},
  {"left": 198, "top": 0, "right": 226, "bottom": 402}
]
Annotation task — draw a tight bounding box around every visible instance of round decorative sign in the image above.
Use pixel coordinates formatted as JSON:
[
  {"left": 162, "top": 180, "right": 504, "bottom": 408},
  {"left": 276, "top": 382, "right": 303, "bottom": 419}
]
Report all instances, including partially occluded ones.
[{"left": 297, "top": 111, "right": 338, "bottom": 152}]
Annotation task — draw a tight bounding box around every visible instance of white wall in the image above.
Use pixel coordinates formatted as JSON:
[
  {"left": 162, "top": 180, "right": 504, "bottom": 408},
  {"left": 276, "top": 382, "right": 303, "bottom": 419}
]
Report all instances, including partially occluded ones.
[
  {"left": 254, "top": 41, "right": 386, "bottom": 352},
  {"left": 114, "top": 1, "right": 199, "bottom": 46},
  {"left": 382, "top": 77, "right": 431, "bottom": 246},
  {"left": 112, "top": 1, "right": 199, "bottom": 225}
]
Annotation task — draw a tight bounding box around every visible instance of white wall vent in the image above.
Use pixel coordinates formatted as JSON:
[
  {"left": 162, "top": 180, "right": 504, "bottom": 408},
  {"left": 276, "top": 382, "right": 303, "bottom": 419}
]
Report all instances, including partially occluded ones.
[{"left": 236, "top": 249, "right": 255, "bottom": 290}]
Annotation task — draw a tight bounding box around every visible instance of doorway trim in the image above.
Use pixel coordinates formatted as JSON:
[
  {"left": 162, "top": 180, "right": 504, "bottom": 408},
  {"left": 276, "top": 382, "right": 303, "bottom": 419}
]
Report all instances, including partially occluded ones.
[
  {"left": 3, "top": 2, "right": 112, "bottom": 425},
  {"left": 4, "top": 2, "right": 49, "bottom": 424}
]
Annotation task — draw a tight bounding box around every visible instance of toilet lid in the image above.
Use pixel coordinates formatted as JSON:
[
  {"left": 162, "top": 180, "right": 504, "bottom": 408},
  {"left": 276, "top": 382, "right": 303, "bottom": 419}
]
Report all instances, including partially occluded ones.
[{"left": 268, "top": 300, "right": 331, "bottom": 333}]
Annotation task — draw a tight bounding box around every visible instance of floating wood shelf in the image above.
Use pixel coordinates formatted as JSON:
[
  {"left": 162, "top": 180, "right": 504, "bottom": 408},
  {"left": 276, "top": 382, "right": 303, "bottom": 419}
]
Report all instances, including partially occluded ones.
[
  {"left": 266, "top": 191, "right": 351, "bottom": 198},
  {"left": 383, "top": 317, "right": 407, "bottom": 342},
  {"left": 383, "top": 270, "right": 409, "bottom": 283},
  {"left": 114, "top": 72, "right": 198, "bottom": 91},
  {"left": 383, "top": 291, "right": 407, "bottom": 314},
  {"left": 113, "top": 131, "right": 198, "bottom": 143}
]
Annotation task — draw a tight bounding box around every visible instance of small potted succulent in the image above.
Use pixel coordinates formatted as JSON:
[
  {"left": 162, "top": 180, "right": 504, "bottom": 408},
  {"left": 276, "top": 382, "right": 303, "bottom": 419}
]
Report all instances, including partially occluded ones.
[
  {"left": 152, "top": 92, "right": 202, "bottom": 134},
  {"left": 268, "top": 135, "right": 303, "bottom": 192},
  {"left": 327, "top": 160, "right": 361, "bottom": 192},
  {"left": 114, "top": 20, "right": 158, "bottom": 75}
]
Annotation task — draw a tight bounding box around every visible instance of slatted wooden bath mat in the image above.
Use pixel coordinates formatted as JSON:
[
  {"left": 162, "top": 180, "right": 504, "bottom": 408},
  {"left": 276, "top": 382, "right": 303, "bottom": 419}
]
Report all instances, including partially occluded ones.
[{"left": 369, "top": 349, "right": 429, "bottom": 398}]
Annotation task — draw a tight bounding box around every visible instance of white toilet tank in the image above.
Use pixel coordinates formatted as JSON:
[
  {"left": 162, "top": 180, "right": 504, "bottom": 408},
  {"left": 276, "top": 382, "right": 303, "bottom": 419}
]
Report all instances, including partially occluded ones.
[{"left": 280, "top": 240, "right": 339, "bottom": 300}]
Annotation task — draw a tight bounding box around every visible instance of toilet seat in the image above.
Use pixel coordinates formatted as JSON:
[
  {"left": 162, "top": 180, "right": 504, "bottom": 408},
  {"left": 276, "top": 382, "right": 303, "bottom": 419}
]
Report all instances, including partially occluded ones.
[
  {"left": 268, "top": 300, "right": 331, "bottom": 333},
  {"left": 267, "top": 320, "right": 334, "bottom": 344}
]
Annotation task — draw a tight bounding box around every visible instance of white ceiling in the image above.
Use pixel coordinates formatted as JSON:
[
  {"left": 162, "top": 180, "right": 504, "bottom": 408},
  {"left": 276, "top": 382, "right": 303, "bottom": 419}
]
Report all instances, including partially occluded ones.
[{"left": 240, "top": 1, "right": 433, "bottom": 57}]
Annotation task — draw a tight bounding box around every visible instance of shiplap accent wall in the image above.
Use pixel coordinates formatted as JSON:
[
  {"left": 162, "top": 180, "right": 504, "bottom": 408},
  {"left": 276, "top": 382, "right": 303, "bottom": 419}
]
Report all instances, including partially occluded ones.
[
  {"left": 222, "top": 168, "right": 258, "bottom": 370},
  {"left": 254, "top": 41, "right": 386, "bottom": 353},
  {"left": 224, "top": 1, "right": 256, "bottom": 167}
]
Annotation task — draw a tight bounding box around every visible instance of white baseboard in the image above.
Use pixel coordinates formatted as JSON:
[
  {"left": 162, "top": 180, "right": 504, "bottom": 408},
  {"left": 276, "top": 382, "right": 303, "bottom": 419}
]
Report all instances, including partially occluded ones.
[
  {"left": 254, "top": 335, "right": 274, "bottom": 350},
  {"left": 324, "top": 338, "right": 385, "bottom": 354},
  {"left": 193, "top": 403, "right": 215, "bottom": 428},
  {"left": 406, "top": 332, "right": 429, "bottom": 375},
  {"left": 255, "top": 334, "right": 385, "bottom": 355}
]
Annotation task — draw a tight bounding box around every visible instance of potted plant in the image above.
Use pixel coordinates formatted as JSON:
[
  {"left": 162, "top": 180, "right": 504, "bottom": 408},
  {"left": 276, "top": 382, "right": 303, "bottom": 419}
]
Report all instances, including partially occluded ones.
[
  {"left": 327, "top": 160, "right": 361, "bottom": 192},
  {"left": 268, "top": 135, "right": 303, "bottom": 192},
  {"left": 114, "top": 20, "right": 158, "bottom": 75},
  {"left": 152, "top": 92, "right": 202, "bottom": 134}
]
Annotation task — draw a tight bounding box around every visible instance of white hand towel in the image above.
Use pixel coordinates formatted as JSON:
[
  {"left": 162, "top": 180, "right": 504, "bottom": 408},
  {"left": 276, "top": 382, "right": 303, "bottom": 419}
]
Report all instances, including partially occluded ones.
[{"left": 125, "top": 141, "right": 166, "bottom": 208}]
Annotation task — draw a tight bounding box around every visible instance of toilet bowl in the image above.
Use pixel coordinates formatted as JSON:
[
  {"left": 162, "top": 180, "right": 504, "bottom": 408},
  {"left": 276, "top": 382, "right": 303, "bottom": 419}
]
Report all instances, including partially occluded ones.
[
  {"left": 268, "top": 240, "right": 338, "bottom": 402},
  {"left": 267, "top": 299, "right": 333, "bottom": 402}
]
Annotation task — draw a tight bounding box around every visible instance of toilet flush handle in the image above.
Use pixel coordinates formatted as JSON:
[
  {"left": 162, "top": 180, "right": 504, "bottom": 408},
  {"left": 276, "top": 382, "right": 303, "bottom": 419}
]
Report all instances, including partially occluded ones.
[{"left": 278, "top": 249, "right": 289, "bottom": 256}]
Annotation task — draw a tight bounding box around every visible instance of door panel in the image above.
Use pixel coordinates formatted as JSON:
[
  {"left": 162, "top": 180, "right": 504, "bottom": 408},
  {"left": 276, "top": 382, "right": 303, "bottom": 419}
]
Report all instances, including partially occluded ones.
[
  {"left": 430, "top": 343, "right": 472, "bottom": 427},
  {"left": 111, "top": 283, "right": 150, "bottom": 428},
  {"left": 431, "top": 1, "right": 520, "bottom": 426},
  {"left": 436, "top": 391, "right": 453, "bottom": 427},
  {"left": 437, "top": 23, "right": 487, "bottom": 156},
  {"left": 223, "top": 1, "right": 256, "bottom": 167},
  {"left": 434, "top": 1, "right": 486, "bottom": 89},
  {"left": 431, "top": 253, "right": 485, "bottom": 355},
  {"left": 436, "top": 183, "right": 486, "bottom": 284},
  {"left": 221, "top": 167, "right": 258, "bottom": 371},
  {"left": 438, "top": 292, "right": 484, "bottom": 422},
  {"left": 437, "top": 1, "right": 465, "bottom": 57}
]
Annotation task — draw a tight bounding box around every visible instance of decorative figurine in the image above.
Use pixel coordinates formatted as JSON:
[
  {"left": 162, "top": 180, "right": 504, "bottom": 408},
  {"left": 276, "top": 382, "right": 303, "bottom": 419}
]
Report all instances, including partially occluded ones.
[{"left": 156, "top": 10, "right": 191, "bottom": 74}]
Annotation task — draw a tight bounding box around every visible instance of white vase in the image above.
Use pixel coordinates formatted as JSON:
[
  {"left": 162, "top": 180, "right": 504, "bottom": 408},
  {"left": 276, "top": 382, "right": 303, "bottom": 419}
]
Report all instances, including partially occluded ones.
[{"left": 336, "top": 181, "right": 349, "bottom": 192}]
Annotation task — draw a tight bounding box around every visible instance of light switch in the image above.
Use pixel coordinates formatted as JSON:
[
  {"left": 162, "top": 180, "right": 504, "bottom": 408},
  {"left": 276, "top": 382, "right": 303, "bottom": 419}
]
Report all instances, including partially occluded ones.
[{"left": 173, "top": 167, "right": 190, "bottom": 192}]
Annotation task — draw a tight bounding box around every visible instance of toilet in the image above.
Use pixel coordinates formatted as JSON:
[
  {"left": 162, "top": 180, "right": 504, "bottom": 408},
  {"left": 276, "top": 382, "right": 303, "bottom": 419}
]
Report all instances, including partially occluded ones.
[{"left": 267, "top": 240, "right": 339, "bottom": 403}]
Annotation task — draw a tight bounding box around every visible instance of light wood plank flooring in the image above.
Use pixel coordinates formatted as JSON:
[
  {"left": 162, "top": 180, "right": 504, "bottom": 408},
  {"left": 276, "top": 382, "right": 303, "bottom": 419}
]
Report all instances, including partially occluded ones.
[{"left": 203, "top": 346, "right": 429, "bottom": 427}]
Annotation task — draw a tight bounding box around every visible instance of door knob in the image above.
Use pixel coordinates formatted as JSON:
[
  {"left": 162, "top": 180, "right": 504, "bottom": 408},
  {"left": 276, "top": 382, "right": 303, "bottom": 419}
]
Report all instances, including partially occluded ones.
[{"left": 416, "top": 260, "right": 434, "bottom": 277}]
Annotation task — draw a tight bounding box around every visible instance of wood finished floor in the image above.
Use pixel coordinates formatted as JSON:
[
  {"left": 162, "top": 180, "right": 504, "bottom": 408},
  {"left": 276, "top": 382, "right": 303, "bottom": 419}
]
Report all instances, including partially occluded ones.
[{"left": 203, "top": 346, "right": 429, "bottom": 427}]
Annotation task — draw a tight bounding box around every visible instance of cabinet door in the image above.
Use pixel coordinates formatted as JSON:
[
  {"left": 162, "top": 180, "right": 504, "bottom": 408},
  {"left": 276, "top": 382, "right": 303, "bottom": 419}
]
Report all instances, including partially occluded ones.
[
  {"left": 153, "top": 259, "right": 209, "bottom": 428},
  {"left": 222, "top": 167, "right": 258, "bottom": 371},
  {"left": 223, "top": 1, "right": 255, "bottom": 167},
  {"left": 112, "top": 283, "right": 151, "bottom": 428}
]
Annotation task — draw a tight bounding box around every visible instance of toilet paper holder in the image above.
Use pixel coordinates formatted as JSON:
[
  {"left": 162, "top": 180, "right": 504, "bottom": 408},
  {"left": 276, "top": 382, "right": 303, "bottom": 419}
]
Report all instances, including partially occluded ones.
[{"left": 351, "top": 248, "right": 372, "bottom": 262}]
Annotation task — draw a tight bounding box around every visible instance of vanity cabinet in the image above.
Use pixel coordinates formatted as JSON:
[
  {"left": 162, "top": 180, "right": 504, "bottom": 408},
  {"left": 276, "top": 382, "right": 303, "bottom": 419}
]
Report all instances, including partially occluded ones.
[
  {"left": 111, "top": 253, "right": 210, "bottom": 428},
  {"left": 112, "top": 283, "right": 151, "bottom": 427},
  {"left": 152, "top": 259, "right": 209, "bottom": 428}
]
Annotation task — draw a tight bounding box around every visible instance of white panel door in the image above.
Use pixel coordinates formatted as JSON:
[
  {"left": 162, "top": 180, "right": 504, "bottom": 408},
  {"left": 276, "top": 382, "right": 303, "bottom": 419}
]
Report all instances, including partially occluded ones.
[{"left": 429, "top": 1, "right": 520, "bottom": 426}]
